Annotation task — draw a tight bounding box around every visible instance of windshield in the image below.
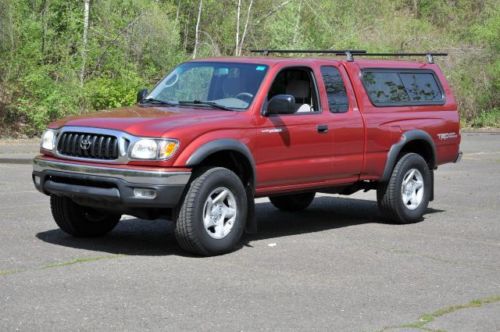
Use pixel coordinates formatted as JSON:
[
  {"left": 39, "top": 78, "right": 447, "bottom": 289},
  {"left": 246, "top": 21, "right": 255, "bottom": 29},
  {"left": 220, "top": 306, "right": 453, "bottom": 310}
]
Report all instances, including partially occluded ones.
[{"left": 147, "top": 62, "right": 269, "bottom": 110}]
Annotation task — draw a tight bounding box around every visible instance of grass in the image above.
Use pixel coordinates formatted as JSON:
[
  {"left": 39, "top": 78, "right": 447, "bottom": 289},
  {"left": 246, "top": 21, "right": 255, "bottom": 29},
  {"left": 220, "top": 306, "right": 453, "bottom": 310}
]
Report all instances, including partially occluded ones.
[
  {"left": 469, "top": 108, "right": 500, "bottom": 128},
  {"left": 0, "top": 254, "right": 122, "bottom": 277},
  {"left": 381, "top": 295, "right": 500, "bottom": 331},
  {"left": 0, "top": 269, "right": 19, "bottom": 276},
  {"left": 41, "top": 255, "right": 121, "bottom": 269}
]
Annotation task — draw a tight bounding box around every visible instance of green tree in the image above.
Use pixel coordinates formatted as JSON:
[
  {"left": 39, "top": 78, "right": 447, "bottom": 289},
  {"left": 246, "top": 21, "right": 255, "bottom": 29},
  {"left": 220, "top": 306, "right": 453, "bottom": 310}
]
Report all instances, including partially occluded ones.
[{"left": 1, "top": 0, "right": 499, "bottom": 136}]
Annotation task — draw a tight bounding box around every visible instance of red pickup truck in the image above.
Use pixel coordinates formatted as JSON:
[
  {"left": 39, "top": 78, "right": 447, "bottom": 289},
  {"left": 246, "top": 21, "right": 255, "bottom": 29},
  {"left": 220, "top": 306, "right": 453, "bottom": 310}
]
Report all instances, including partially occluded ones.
[{"left": 33, "top": 51, "right": 461, "bottom": 256}]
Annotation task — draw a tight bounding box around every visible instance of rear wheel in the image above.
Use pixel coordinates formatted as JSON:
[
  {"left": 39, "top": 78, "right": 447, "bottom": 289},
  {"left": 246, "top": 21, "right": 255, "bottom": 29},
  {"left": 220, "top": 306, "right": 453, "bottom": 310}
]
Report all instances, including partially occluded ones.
[
  {"left": 175, "top": 167, "right": 247, "bottom": 256},
  {"left": 50, "top": 195, "right": 120, "bottom": 237},
  {"left": 377, "top": 153, "right": 431, "bottom": 224},
  {"left": 269, "top": 192, "right": 315, "bottom": 212}
]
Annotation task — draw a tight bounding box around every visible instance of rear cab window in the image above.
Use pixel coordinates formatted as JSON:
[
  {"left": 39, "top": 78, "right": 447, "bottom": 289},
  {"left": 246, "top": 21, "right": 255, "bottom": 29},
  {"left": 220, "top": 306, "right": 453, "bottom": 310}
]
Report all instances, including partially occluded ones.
[{"left": 361, "top": 69, "right": 445, "bottom": 107}]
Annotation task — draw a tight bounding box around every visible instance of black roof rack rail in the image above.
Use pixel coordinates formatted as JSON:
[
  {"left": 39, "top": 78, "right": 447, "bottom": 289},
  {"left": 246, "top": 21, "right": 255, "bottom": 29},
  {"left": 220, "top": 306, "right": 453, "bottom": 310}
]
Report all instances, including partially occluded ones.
[
  {"left": 250, "top": 49, "right": 367, "bottom": 58},
  {"left": 249, "top": 49, "right": 447, "bottom": 64},
  {"left": 351, "top": 52, "right": 448, "bottom": 64}
]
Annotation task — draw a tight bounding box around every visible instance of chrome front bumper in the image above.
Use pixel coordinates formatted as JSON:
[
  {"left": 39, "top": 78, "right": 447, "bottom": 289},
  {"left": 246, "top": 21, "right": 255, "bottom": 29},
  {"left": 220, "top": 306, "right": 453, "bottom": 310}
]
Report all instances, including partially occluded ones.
[
  {"left": 32, "top": 156, "right": 191, "bottom": 210},
  {"left": 33, "top": 157, "right": 191, "bottom": 185}
]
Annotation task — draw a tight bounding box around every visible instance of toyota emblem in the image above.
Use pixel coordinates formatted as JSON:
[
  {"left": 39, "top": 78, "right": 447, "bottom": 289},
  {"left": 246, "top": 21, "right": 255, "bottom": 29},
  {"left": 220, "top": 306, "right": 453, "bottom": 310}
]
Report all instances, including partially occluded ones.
[{"left": 80, "top": 139, "right": 91, "bottom": 150}]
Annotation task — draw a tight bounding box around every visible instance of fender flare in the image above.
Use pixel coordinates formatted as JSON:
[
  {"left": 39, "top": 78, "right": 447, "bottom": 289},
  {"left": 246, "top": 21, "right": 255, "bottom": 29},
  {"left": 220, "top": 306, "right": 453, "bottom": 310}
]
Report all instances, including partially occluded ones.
[
  {"left": 186, "top": 139, "right": 258, "bottom": 233},
  {"left": 381, "top": 129, "right": 437, "bottom": 182},
  {"left": 186, "top": 139, "right": 256, "bottom": 188}
]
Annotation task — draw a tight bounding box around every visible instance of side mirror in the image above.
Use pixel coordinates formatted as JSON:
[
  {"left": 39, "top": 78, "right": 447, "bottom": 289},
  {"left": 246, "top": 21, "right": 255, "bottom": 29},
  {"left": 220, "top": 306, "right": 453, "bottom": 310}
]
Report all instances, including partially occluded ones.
[
  {"left": 266, "top": 94, "right": 296, "bottom": 115},
  {"left": 137, "top": 88, "right": 148, "bottom": 103}
]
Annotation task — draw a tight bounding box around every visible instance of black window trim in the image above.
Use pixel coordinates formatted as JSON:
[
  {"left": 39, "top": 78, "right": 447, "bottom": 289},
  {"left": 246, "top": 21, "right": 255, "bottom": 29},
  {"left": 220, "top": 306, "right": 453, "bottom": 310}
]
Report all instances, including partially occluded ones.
[
  {"left": 360, "top": 68, "right": 446, "bottom": 107},
  {"left": 262, "top": 65, "right": 323, "bottom": 116},
  {"left": 320, "top": 65, "right": 350, "bottom": 114}
]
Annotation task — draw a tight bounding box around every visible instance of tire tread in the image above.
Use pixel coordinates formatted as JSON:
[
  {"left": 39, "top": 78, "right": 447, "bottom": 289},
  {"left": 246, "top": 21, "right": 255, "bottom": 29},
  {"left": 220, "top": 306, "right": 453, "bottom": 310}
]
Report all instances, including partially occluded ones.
[
  {"left": 175, "top": 167, "right": 246, "bottom": 256},
  {"left": 50, "top": 195, "right": 120, "bottom": 237},
  {"left": 377, "top": 153, "right": 430, "bottom": 224}
]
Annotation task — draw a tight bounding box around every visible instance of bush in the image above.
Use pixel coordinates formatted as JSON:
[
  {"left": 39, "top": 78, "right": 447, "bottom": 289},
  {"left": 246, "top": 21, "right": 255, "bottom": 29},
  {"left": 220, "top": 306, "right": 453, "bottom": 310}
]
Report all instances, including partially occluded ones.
[
  {"left": 84, "top": 72, "right": 143, "bottom": 111},
  {"left": 1, "top": 0, "right": 499, "bottom": 137},
  {"left": 14, "top": 67, "right": 81, "bottom": 135},
  {"left": 470, "top": 108, "right": 500, "bottom": 128}
]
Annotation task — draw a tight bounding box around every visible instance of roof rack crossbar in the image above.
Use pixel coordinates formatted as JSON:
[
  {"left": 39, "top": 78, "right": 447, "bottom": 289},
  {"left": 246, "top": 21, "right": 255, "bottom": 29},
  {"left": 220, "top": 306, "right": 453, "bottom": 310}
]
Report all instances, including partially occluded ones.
[{"left": 249, "top": 49, "right": 447, "bottom": 63}]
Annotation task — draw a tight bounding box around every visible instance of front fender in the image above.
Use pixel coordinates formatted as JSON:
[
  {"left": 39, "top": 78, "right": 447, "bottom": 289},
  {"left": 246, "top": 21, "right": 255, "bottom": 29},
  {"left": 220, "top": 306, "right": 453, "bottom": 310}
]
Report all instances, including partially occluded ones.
[
  {"left": 185, "top": 139, "right": 255, "bottom": 168},
  {"left": 175, "top": 137, "right": 256, "bottom": 187}
]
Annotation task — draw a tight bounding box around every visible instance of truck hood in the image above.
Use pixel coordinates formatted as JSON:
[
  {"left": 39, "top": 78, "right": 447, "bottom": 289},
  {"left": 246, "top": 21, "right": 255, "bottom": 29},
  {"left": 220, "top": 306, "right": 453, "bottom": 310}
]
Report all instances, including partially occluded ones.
[{"left": 49, "top": 105, "right": 245, "bottom": 137}]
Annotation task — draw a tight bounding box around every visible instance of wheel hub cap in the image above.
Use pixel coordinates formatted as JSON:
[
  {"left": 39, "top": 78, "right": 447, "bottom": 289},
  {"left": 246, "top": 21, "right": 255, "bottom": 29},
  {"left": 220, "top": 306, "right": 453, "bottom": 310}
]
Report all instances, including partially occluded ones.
[
  {"left": 401, "top": 168, "right": 424, "bottom": 210},
  {"left": 202, "top": 187, "right": 237, "bottom": 239}
]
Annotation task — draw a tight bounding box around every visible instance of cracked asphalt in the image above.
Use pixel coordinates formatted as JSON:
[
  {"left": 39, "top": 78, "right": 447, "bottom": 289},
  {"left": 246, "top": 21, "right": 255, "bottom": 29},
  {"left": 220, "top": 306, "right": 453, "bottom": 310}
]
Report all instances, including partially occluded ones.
[{"left": 0, "top": 133, "right": 499, "bottom": 331}]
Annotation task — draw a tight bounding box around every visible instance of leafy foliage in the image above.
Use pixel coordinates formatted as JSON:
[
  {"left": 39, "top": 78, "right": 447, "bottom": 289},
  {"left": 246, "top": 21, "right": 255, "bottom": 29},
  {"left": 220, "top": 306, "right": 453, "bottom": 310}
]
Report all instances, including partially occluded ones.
[{"left": 0, "top": 0, "right": 499, "bottom": 136}]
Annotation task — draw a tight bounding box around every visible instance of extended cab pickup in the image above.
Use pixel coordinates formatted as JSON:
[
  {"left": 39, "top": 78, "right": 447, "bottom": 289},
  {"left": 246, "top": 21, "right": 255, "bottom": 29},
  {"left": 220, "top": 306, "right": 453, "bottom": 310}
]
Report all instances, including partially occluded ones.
[{"left": 33, "top": 52, "right": 461, "bottom": 255}]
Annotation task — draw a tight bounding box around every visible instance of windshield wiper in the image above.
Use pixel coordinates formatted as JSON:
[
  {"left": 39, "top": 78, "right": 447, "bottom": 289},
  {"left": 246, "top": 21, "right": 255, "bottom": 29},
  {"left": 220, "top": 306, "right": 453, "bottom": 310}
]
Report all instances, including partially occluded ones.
[
  {"left": 140, "top": 98, "right": 177, "bottom": 106},
  {"left": 178, "top": 100, "right": 234, "bottom": 111}
]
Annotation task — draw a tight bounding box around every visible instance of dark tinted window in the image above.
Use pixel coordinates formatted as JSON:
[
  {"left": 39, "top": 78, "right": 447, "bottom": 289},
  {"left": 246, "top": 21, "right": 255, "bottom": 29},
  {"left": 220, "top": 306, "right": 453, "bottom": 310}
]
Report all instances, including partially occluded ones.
[
  {"left": 400, "top": 73, "right": 442, "bottom": 102},
  {"left": 362, "top": 72, "right": 410, "bottom": 104},
  {"left": 321, "top": 66, "right": 348, "bottom": 113},
  {"left": 362, "top": 69, "right": 444, "bottom": 106}
]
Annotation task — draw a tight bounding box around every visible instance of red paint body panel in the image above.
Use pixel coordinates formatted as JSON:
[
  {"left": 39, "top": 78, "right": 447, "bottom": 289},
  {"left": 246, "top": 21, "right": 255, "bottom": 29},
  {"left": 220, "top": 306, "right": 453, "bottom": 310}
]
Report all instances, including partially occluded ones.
[
  {"left": 46, "top": 56, "right": 461, "bottom": 196},
  {"left": 343, "top": 60, "right": 460, "bottom": 179}
]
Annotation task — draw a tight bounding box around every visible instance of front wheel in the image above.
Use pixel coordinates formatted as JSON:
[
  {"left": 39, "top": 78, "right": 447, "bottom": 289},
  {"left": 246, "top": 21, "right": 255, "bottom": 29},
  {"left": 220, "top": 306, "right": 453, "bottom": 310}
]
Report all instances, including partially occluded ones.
[
  {"left": 175, "top": 167, "right": 247, "bottom": 256},
  {"left": 377, "top": 153, "right": 431, "bottom": 224},
  {"left": 50, "top": 196, "right": 121, "bottom": 237}
]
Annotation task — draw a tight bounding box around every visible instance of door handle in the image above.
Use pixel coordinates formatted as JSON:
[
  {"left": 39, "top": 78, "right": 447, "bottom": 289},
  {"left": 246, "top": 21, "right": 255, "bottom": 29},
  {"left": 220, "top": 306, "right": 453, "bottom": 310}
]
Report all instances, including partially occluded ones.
[{"left": 317, "top": 124, "right": 328, "bottom": 133}]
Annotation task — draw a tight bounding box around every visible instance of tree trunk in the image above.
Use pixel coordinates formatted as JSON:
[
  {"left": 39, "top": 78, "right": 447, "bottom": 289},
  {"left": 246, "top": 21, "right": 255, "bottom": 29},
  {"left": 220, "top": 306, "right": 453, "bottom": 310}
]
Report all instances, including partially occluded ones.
[
  {"left": 253, "top": 0, "right": 291, "bottom": 26},
  {"left": 176, "top": 0, "right": 181, "bottom": 22},
  {"left": 183, "top": 11, "right": 191, "bottom": 52},
  {"left": 235, "top": 0, "right": 241, "bottom": 56},
  {"left": 292, "top": 0, "right": 302, "bottom": 46},
  {"left": 41, "top": 0, "right": 50, "bottom": 58},
  {"left": 237, "top": 0, "right": 253, "bottom": 56},
  {"left": 412, "top": 0, "right": 419, "bottom": 17},
  {"left": 192, "top": 0, "right": 203, "bottom": 59},
  {"left": 80, "top": 0, "right": 90, "bottom": 86}
]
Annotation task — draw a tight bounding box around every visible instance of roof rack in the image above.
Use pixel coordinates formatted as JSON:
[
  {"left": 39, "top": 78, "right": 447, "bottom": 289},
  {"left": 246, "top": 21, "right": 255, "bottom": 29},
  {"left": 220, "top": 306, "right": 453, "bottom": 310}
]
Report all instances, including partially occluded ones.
[
  {"left": 352, "top": 52, "right": 448, "bottom": 64},
  {"left": 250, "top": 49, "right": 366, "bottom": 61},
  {"left": 249, "top": 49, "right": 447, "bottom": 64}
]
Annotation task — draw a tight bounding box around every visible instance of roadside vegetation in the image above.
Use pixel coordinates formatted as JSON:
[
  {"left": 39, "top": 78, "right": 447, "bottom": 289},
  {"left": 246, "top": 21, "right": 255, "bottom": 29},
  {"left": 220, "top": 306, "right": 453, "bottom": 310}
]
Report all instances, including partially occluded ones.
[{"left": 0, "top": 0, "right": 499, "bottom": 136}]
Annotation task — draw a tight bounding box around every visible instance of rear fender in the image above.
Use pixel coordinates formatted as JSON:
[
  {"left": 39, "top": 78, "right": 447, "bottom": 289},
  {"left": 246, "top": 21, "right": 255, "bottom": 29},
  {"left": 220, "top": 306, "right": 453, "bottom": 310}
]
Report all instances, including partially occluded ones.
[{"left": 381, "top": 130, "right": 436, "bottom": 182}]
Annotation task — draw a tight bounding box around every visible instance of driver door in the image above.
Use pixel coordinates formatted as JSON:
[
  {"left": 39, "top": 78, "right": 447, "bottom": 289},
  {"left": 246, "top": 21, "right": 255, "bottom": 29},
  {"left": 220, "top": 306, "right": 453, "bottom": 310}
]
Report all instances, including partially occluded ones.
[{"left": 253, "top": 65, "right": 334, "bottom": 190}]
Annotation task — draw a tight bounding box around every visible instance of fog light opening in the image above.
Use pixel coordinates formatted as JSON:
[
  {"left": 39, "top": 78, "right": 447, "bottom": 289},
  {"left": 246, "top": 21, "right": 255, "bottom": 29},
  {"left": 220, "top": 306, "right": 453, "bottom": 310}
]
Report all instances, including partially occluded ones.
[
  {"left": 34, "top": 176, "right": 41, "bottom": 186},
  {"left": 133, "top": 188, "right": 157, "bottom": 199}
]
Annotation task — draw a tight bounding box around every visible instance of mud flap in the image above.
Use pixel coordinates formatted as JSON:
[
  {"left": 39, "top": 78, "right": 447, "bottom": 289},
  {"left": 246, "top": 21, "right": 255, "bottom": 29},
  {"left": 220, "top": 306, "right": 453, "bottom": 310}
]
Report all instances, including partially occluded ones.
[{"left": 245, "top": 184, "right": 257, "bottom": 234}]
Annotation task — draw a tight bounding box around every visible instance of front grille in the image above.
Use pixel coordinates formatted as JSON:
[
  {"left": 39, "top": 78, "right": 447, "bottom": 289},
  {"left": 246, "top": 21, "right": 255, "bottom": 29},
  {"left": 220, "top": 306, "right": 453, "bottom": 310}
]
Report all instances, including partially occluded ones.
[{"left": 57, "top": 132, "right": 120, "bottom": 160}]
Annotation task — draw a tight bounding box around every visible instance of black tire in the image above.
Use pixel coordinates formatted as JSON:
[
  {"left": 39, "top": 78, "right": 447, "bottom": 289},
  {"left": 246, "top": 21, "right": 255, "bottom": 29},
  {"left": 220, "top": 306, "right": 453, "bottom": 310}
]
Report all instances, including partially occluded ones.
[
  {"left": 174, "top": 167, "right": 247, "bottom": 256},
  {"left": 269, "top": 192, "right": 315, "bottom": 212},
  {"left": 377, "top": 153, "right": 431, "bottom": 224},
  {"left": 50, "top": 195, "right": 120, "bottom": 237}
]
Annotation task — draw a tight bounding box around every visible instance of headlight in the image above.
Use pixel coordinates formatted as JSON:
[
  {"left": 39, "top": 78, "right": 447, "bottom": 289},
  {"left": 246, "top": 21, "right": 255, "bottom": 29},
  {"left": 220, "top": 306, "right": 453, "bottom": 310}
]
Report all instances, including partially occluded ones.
[
  {"left": 130, "top": 139, "right": 179, "bottom": 160},
  {"left": 41, "top": 130, "right": 56, "bottom": 151}
]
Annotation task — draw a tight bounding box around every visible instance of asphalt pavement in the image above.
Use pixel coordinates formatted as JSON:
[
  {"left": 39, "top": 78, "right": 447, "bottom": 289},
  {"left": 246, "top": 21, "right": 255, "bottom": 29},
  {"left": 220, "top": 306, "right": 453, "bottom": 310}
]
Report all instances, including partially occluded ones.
[{"left": 0, "top": 133, "right": 499, "bottom": 331}]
